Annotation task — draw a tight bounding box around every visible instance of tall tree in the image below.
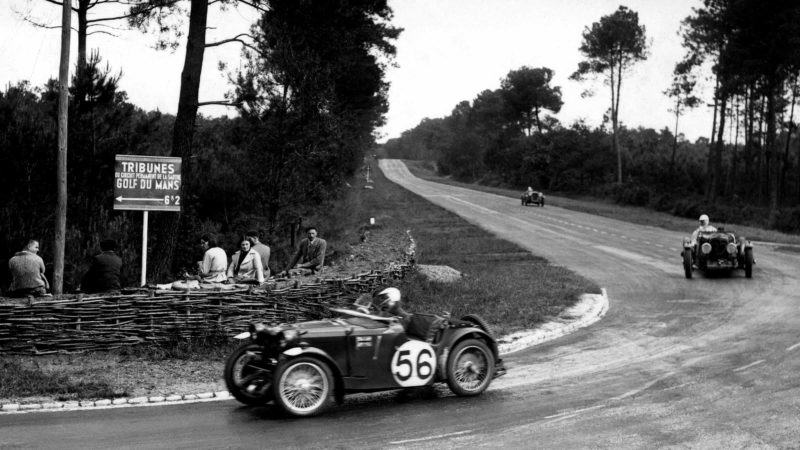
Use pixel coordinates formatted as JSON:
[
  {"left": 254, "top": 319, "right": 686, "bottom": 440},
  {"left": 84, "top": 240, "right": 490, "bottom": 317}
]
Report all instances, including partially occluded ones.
[
  {"left": 571, "top": 5, "right": 648, "bottom": 184},
  {"left": 501, "top": 67, "right": 563, "bottom": 136},
  {"left": 53, "top": 0, "right": 72, "bottom": 296},
  {"left": 129, "top": 0, "right": 266, "bottom": 280},
  {"left": 665, "top": 58, "right": 702, "bottom": 178}
]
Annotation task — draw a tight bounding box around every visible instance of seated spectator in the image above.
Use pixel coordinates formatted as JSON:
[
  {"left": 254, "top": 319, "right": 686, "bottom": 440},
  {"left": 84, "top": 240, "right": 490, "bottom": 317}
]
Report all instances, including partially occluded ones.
[
  {"left": 227, "top": 237, "right": 265, "bottom": 284},
  {"left": 81, "top": 239, "right": 123, "bottom": 294},
  {"left": 7, "top": 239, "right": 50, "bottom": 298},
  {"left": 192, "top": 234, "right": 228, "bottom": 283},
  {"left": 283, "top": 226, "right": 327, "bottom": 275},
  {"left": 246, "top": 230, "right": 271, "bottom": 279}
]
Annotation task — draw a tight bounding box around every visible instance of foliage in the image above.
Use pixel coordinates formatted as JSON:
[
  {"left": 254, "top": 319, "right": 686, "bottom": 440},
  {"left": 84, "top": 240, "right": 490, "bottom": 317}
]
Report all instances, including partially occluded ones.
[{"left": 501, "top": 67, "right": 563, "bottom": 135}]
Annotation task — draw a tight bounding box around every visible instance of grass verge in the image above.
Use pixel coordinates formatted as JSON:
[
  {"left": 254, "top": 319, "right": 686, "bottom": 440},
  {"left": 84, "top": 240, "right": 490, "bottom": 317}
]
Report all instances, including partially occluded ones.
[{"left": 404, "top": 160, "right": 800, "bottom": 246}]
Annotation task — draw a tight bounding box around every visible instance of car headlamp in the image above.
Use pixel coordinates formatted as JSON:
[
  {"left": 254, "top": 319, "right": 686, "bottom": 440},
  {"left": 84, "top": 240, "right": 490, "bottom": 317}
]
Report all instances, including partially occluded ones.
[
  {"left": 701, "top": 243, "right": 712, "bottom": 254},
  {"left": 726, "top": 243, "right": 737, "bottom": 254}
]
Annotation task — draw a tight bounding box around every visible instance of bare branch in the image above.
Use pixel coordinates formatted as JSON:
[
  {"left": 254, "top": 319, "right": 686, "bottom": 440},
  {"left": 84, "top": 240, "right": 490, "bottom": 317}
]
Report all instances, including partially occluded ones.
[
  {"left": 237, "top": 0, "right": 270, "bottom": 13},
  {"left": 86, "top": 30, "right": 119, "bottom": 38},
  {"left": 197, "top": 100, "right": 241, "bottom": 107},
  {"left": 206, "top": 34, "right": 260, "bottom": 54}
]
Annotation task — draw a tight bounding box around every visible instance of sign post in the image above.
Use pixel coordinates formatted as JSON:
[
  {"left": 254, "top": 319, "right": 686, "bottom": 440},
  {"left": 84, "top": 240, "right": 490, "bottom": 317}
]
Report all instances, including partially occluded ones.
[{"left": 114, "top": 154, "right": 182, "bottom": 286}]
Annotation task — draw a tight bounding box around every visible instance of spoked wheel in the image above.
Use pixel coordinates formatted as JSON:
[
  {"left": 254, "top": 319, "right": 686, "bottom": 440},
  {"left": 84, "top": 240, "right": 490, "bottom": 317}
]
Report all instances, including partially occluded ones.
[
  {"left": 744, "top": 248, "right": 754, "bottom": 278},
  {"left": 683, "top": 250, "right": 693, "bottom": 279},
  {"left": 446, "top": 339, "right": 494, "bottom": 396},
  {"left": 273, "top": 357, "right": 334, "bottom": 417},
  {"left": 224, "top": 343, "right": 274, "bottom": 405}
]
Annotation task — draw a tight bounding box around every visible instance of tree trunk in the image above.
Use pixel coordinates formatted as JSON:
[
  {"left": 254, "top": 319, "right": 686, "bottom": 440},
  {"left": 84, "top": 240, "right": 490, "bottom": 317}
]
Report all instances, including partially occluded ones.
[
  {"left": 670, "top": 98, "right": 680, "bottom": 179},
  {"left": 780, "top": 76, "right": 796, "bottom": 205},
  {"left": 611, "top": 63, "right": 622, "bottom": 184},
  {"left": 766, "top": 80, "right": 780, "bottom": 223},
  {"left": 709, "top": 94, "right": 727, "bottom": 202},
  {"left": 148, "top": 0, "right": 209, "bottom": 282},
  {"left": 54, "top": 0, "right": 72, "bottom": 296}
]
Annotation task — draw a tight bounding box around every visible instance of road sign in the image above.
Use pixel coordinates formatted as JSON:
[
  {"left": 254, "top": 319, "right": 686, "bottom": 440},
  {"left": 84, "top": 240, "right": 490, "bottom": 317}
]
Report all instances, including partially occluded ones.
[{"left": 113, "top": 154, "right": 182, "bottom": 212}]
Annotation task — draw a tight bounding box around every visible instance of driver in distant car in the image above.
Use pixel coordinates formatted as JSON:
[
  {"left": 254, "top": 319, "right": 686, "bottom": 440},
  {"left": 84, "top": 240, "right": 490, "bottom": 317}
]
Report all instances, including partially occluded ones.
[{"left": 691, "top": 214, "right": 717, "bottom": 245}]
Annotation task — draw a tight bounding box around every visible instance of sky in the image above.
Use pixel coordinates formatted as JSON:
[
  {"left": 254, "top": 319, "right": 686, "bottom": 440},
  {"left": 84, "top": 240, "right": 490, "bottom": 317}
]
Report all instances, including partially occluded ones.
[{"left": 0, "top": 0, "right": 712, "bottom": 144}]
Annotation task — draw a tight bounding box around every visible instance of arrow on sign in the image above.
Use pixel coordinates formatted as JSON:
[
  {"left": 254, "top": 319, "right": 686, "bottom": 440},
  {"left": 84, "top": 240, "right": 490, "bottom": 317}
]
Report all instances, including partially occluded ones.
[{"left": 116, "top": 196, "right": 162, "bottom": 202}]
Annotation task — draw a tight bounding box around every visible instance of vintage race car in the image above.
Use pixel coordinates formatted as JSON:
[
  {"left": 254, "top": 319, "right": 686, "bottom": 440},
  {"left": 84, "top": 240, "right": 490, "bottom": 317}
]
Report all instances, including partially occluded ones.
[
  {"left": 224, "top": 295, "right": 506, "bottom": 417},
  {"left": 682, "top": 229, "right": 754, "bottom": 279},
  {"left": 521, "top": 190, "right": 545, "bottom": 207}
]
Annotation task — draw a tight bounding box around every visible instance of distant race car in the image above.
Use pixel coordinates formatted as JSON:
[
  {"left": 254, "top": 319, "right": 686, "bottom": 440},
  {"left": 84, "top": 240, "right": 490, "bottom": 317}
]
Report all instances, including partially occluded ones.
[
  {"left": 521, "top": 190, "right": 545, "bottom": 207},
  {"left": 224, "top": 293, "right": 506, "bottom": 417},
  {"left": 682, "top": 228, "right": 754, "bottom": 279}
]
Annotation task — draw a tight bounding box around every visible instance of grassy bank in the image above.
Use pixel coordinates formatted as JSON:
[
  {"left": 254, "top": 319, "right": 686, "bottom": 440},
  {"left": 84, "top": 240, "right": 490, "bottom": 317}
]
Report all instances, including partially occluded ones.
[
  {"left": 404, "top": 160, "right": 800, "bottom": 246},
  {"left": 1, "top": 158, "right": 597, "bottom": 403}
]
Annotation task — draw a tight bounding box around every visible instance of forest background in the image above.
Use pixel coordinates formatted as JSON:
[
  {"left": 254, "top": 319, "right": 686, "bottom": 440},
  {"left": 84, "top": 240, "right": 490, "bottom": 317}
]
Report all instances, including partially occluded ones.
[
  {"left": 382, "top": 1, "right": 800, "bottom": 238},
  {"left": 3, "top": 0, "right": 800, "bottom": 294},
  {"left": 0, "top": 0, "right": 400, "bottom": 293}
]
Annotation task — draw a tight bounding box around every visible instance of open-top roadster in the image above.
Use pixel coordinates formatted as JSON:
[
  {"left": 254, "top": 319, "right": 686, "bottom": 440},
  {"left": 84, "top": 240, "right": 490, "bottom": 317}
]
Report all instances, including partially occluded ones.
[
  {"left": 224, "top": 290, "right": 506, "bottom": 417},
  {"left": 682, "top": 228, "right": 754, "bottom": 279},
  {"left": 521, "top": 190, "right": 545, "bottom": 207}
]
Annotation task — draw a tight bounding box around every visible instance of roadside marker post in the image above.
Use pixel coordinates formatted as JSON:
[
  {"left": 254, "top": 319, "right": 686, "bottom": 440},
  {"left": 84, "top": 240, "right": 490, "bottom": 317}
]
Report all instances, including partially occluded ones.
[{"left": 113, "top": 154, "right": 182, "bottom": 286}]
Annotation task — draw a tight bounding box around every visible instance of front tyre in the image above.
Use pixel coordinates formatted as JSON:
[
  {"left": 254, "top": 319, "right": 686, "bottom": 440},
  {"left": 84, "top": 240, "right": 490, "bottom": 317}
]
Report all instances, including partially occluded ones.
[
  {"left": 683, "top": 250, "right": 693, "bottom": 279},
  {"left": 446, "top": 339, "right": 494, "bottom": 396},
  {"left": 224, "top": 343, "right": 274, "bottom": 406},
  {"left": 744, "top": 248, "right": 754, "bottom": 278},
  {"left": 273, "top": 357, "right": 334, "bottom": 417}
]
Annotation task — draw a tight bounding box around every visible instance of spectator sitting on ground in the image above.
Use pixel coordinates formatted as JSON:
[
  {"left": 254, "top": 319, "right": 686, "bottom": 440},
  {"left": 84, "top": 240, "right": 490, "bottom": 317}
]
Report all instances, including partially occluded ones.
[
  {"left": 7, "top": 239, "right": 50, "bottom": 298},
  {"left": 80, "top": 239, "right": 123, "bottom": 294},
  {"left": 227, "top": 237, "right": 265, "bottom": 284},
  {"left": 246, "top": 230, "right": 271, "bottom": 279},
  {"left": 189, "top": 234, "right": 228, "bottom": 283},
  {"left": 282, "top": 226, "right": 327, "bottom": 276}
]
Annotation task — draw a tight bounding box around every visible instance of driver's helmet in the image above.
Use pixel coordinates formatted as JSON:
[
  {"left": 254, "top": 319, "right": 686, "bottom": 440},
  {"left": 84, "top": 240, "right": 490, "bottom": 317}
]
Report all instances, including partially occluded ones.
[
  {"left": 376, "top": 287, "right": 401, "bottom": 312},
  {"left": 699, "top": 214, "right": 709, "bottom": 225}
]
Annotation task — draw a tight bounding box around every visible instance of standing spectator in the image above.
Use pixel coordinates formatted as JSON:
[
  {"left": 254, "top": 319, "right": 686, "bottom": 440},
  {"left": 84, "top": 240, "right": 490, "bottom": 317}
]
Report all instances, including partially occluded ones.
[
  {"left": 227, "top": 237, "right": 265, "bottom": 284},
  {"left": 193, "top": 234, "right": 228, "bottom": 283},
  {"left": 284, "top": 227, "right": 327, "bottom": 275},
  {"left": 81, "top": 239, "right": 123, "bottom": 294},
  {"left": 246, "top": 230, "right": 271, "bottom": 279},
  {"left": 7, "top": 239, "right": 50, "bottom": 297}
]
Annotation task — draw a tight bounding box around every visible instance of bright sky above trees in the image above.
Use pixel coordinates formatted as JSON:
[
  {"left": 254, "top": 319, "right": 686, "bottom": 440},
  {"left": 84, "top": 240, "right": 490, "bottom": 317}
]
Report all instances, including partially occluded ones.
[{"left": 0, "top": 0, "right": 711, "bottom": 144}]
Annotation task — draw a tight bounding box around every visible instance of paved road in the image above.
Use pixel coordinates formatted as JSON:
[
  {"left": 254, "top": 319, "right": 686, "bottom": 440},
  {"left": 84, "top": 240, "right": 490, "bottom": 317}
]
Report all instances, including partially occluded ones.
[{"left": 3, "top": 159, "right": 799, "bottom": 449}]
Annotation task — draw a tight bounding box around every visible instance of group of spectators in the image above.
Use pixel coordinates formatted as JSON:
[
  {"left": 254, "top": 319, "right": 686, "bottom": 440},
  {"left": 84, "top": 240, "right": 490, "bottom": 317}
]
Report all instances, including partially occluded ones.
[
  {"left": 194, "top": 227, "right": 326, "bottom": 285},
  {"left": 5, "top": 238, "right": 122, "bottom": 298},
  {"left": 3, "top": 226, "right": 327, "bottom": 297}
]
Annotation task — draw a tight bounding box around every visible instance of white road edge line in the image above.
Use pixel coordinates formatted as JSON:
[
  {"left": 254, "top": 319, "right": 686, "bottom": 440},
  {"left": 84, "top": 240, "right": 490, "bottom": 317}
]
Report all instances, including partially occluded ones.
[
  {"left": 786, "top": 342, "right": 800, "bottom": 352},
  {"left": 389, "top": 430, "right": 472, "bottom": 445},
  {"left": 611, "top": 371, "right": 676, "bottom": 401},
  {"left": 544, "top": 404, "right": 605, "bottom": 419},
  {"left": 733, "top": 360, "right": 766, "bottom": 372}
]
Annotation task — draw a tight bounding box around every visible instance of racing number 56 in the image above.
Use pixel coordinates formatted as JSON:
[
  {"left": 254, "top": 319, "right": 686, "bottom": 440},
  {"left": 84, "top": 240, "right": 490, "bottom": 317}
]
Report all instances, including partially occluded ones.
[{"left": 391, "top": 341, "right": 436, "bottom": 387}]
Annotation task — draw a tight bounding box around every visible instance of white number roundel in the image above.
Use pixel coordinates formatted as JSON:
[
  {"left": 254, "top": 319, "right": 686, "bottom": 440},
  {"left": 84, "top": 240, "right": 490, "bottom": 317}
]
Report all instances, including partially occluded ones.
[{"left": 390, "top": 340, "right": 436, "bottom": 387}]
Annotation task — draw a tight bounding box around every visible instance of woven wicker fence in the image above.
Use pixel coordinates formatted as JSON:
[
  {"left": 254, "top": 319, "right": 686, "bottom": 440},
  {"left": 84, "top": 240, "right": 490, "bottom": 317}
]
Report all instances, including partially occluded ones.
[{"left": 0, "top": 265, "right": 411, "bottom": 355}]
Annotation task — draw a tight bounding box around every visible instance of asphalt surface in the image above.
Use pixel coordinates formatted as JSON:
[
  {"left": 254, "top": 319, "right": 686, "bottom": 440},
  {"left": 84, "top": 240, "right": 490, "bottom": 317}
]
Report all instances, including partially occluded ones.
[{"left": 2, "top": 159, "right": 799, "bottom": 449}]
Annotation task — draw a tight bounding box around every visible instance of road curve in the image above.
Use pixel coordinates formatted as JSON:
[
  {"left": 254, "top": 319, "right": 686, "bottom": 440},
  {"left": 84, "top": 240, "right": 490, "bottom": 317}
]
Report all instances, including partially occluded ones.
[{"left": 2, "top": 159, "right": 799, "bottom": 449}]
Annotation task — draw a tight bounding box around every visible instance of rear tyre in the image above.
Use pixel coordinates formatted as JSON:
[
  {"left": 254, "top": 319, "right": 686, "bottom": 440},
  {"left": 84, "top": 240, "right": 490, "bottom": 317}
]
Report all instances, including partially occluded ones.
[
  {"left": 540, "top": 198, "right": 545, "bottom": 207},
  {"left": 683, "top": 250, "right": 693, "bottom": 279},
  {"left": 446, "top": 339, "right": 494, "bottom": 396},
  {"left": 744, "top": 248, "right": 754, "bottom": 278},
  {"left": 224, "top": 343, "right": 274, "bottom": 406},
  {"left": 460, "top": 314, "right": 493, "bottom": 338},
  {"left": 273, "top": 357, "right": 334, "bottom": 417}
]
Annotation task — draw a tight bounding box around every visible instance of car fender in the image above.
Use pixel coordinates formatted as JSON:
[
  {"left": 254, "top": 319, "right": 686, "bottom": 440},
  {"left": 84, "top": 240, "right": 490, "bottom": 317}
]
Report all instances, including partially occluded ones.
[
  {"left": 281, "top": 346, "right": 345, "bottom": 403},
  {"left": 436, "top": 328, "right": 499, "bottom": 379}
]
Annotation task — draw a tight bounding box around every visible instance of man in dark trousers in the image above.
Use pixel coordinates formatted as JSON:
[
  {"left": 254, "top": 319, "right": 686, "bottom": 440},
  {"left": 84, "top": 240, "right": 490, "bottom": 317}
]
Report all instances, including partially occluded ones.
[
  {"left": 81, "top": 239, "right": 123, "bottom": 293},
  {"left": 284, "top": 226, "right": 327, "bottom": 275}
]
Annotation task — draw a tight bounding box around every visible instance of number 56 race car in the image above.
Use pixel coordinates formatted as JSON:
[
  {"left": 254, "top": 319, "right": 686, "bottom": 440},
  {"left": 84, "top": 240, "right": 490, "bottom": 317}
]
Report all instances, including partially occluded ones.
[{"left": 224, "top": 290, "right": 506, "bottom": 417}]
